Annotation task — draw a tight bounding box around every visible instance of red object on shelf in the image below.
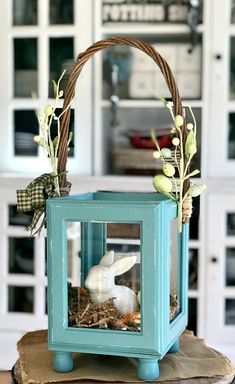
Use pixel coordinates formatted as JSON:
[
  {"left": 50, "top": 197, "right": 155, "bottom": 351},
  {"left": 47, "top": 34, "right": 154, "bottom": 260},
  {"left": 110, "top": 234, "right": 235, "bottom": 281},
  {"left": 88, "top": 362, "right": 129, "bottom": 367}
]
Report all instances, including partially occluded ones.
[{"left": 130, "top": 134, "right": 172, "bottom": 149}]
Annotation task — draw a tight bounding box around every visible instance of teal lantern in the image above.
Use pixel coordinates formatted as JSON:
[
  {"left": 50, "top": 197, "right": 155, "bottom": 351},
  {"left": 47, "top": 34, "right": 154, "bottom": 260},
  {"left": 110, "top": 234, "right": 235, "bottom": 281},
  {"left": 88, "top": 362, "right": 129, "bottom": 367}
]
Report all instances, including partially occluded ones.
[
  {"left": 15, "top": 36, "right": 204, "bottom": 382},
  {"left": 47, "top": 191, "right": 189, "bottom": 381}
]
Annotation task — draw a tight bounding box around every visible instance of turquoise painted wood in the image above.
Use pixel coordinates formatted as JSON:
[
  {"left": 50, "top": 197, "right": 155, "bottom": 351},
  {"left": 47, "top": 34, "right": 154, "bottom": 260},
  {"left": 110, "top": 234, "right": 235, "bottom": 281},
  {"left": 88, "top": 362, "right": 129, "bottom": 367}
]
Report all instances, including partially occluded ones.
[{"left": 46, "top": 192, "right": 189, "bottom": 381}]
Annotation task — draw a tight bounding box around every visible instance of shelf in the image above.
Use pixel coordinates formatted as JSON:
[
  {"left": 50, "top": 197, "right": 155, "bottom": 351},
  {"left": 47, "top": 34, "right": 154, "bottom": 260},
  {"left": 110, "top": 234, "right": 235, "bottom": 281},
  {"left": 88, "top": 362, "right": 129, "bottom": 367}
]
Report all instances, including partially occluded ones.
[
  {"left": 188, "top": 290, "right": 199, "bottom": 298},
  {"left": 101, "top": 23, "right": 204, "bottom": 37},
  {"left": 228, "top": 25, "right": 235, "bottom": 36},
  {"left": 189, "top": 240, "right": 201, "bottom": 249},
  {"left": 101, "top": 99, "right": 204, "bottom": 109}
]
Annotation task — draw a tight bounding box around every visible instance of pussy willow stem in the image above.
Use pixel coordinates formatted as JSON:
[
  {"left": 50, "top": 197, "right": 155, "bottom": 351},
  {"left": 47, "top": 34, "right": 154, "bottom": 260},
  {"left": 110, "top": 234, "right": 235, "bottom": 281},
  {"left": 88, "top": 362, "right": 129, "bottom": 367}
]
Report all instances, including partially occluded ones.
[
  {"left": 178, "top": 127, "right": 185, "bottom": 233},
  {"left": 184, "top": 154, "right": 193, "bottom": 177},
  {"left": 172, "top": 176, "right": 178, "bottom": 200},
  {"left": 173, "top": 146, "right": 180, "bottom": 172},
  {"left": 184, "top": 107, "right": 197, "bottom": 178},
  {"left": 178, "top": 163, "right": 184, "bottom": 233}
]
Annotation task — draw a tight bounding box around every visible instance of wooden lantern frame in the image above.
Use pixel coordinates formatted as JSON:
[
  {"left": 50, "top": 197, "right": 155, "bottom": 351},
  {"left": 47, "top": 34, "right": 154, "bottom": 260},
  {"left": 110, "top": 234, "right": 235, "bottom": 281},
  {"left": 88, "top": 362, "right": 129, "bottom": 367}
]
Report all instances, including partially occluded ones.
[{"left": 47, "top": 192, "right": 189, "bottom": 381}]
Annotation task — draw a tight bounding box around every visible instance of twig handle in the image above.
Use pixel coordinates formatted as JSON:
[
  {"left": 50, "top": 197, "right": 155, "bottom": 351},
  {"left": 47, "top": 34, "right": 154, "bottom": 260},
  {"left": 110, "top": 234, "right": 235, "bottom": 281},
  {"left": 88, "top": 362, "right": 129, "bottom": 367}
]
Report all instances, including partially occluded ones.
[{"left": 58, "top": 37, "right": 185, "bottom": 187}]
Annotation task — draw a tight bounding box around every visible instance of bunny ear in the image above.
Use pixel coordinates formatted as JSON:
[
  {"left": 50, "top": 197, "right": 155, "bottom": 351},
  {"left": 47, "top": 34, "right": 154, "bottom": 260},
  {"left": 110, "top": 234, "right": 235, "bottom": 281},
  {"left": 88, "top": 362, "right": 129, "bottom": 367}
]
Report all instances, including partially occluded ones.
[
  {"left": 100, "top": 250, "right": 115, "bottom": 267},
  {"left": 110, "top": 256, "right": 137, "bottom": 277}
]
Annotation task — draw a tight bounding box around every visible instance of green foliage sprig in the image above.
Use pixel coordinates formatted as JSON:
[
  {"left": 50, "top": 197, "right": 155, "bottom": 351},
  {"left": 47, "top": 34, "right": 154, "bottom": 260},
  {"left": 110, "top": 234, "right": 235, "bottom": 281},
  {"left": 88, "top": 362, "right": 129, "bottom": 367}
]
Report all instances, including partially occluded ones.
[
  {"left": 33, "top": 71, "right": 73, "bottom": 196},
  {"left": 152, "top": 99, "right": 206, "bottom": 232}
]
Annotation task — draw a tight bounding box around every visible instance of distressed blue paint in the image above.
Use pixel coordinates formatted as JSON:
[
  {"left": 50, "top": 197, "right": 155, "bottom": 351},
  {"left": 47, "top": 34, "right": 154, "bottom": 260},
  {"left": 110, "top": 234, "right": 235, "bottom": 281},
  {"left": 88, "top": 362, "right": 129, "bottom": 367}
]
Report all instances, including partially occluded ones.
[
  {"left": 138, "top": 358, "right": 160, "bottom": 381},
  {"left": 168, "top": 337, "right": 180, "bottom": 353},
  {"left": 47, "top": 192, "right": 189, "bottom": 381},
  {"left": 53, "top": 351, "right": 73, "bottom": 372}
]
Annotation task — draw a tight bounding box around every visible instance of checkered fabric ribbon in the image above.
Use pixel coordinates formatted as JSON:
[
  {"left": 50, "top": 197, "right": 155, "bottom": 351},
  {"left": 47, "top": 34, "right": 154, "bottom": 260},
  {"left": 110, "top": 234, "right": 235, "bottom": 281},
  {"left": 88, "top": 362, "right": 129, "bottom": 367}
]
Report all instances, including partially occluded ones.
[{"left": 17, "top": 173, "right": 57, "bottom": 236}]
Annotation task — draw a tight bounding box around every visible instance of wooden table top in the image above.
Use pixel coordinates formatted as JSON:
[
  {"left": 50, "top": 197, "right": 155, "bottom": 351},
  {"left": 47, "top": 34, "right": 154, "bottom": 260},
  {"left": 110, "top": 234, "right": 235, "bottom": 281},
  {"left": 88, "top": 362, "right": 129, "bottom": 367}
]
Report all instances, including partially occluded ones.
[
  {"left": 1, "top": 369, "right": 234, "bottom": 384},
  {"left": 0, "top": 371, "right": 13, "bottom": 384}
]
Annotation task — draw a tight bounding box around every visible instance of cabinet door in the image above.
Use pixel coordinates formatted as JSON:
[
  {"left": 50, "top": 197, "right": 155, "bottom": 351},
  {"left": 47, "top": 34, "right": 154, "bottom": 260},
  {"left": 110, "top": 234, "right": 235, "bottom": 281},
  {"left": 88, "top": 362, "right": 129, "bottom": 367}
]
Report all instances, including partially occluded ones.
[
  {"left": 208, "top": 0, "right": 235, "bottom": 177},
  {"left": 0, "top": 0, "right": 93, "bottom": 175},
  {"left": 206, "top": 193, "right": 235, "bottom": 344},
  {"left": 94, "top": 0, "right": 203, "bottom": 176}
]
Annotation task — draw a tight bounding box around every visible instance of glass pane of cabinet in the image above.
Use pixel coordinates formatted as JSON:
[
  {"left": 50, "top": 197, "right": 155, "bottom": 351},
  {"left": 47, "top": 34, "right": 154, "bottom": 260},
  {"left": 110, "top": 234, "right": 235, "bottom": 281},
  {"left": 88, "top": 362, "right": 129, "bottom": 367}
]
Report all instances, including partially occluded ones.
[
  {"left": 103, "top": 39, "right": 202, "bottom": 101},
  {"left": 188, "top": 298, "right": 197, "bottom": 335},
  {"left": 226, "top": 247, "right": 235, "bottom": 286},
  {"left": 8, "top": 204, "right": 32, "bottom": 226},
  {"left": 49, "top": 37, "right": 74, "bottom": 97},
  {"left": 189, "top": 248, "right": 198, "bottom": 289},
  {"left": 8, "top": 286, "right": 34, "bottom": 313},
  {"left": 105, "top": 106, "right": 201, "bottom": 176},
  {"left": 228, "top": 113, "right": 235, "bottom": 159},
  {"left": 230, "top": 38, "right": 235, "bottom": 99},
  {"left": 13, "top": 0, "right": 37, "bottom": 25},
  {"left": 8, "top": 237, "right": 34, "bottom": 274},
  {"left": 227, "top": 213, "right": 235, "bottom": 235},
  {"left": 225, "top": 299, "right": 235, "bottom": 324},
  {"left": 49, "top": 108, "right": 75, "bottom": 157},
  {"left": 14, "top": 110, "right": 38, "bottom": 156},
  {"left": 14, "top": 38, "right": 38, "bottom": 97},
  {"left": 49, "top": 0, "right": 74, "bottom": 24},
  {"left": 231, "top": 0, "right": 235, "bottom": 23}
]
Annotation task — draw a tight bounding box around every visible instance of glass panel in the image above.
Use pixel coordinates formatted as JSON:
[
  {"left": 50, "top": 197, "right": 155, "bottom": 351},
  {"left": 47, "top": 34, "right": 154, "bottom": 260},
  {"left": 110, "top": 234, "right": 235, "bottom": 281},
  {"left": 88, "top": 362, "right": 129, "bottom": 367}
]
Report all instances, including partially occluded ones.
[
  {"left": 228, "top": 113, "right": 235, "bottom": 159},
  {"left": 105, "top": 106, "right": 201, "bottom": 177},
  {"left": 170, "top": 219, "right": 180, "bottom": 321},
  {"left": 227, "top": 213, "right": 235, "bottom": 235},
  {"left": 103, "top": 39, "right": 202, "bottom": 100},
  {"left": 106, "top": 225, "right": 141, "bottom": 297},
  {"left": 8, "top": 237, "right": 34, "bottom": 274},
  {"left": 230, "top": 38, "right": 235, "bottom": 99},
  {"left": 14, "top": 38, "right": 38, "bottom": 97},
  {"left": 232, "top": 0, "right": 235, "bottom": 23},
  {"left": 45, "top": 287, "right": 48, "bottom": 315},
  {"left": 8, "top": 286, "right": 34, "bottom": 313},
  {"left": 226, "top": 248, "right": 235, "bottom": 286},
  {"left": 8, "top": 204, "right": 32, "bottom": 226},
  {"left": 13, "top": 0, "right": 37, "bottom": 25},
  {"left": 225, "top": 299, "right": 235, "bottom": 324},
  {"left": 49, "top": 0, "right": 74, "bottom": 24},
  {"left": 49, "top": 108, "right": 74, "bottom": 157},
  {"left": 188, "top": 298, "right": 197, "bottom": 335},
  {"left": 189, "top": 196, "right": 200, "bottom": 240},
  {"left": 49, "top": 38, "right": 74, "bottom": 97},
  {"left": 14, "top": 110, "right": 38, "bottom": 156},
  {"left": 67, "top": 222, "right": 81, "bottom": 279},
  {"left": 45, "top": 238, "right": 47, "bottom": 276},
  {"left": 68, "top": 221, "right": 141, "bottom": 332},
  {"left": 189, "top": 249, "right": 198, "bottom": 289}
]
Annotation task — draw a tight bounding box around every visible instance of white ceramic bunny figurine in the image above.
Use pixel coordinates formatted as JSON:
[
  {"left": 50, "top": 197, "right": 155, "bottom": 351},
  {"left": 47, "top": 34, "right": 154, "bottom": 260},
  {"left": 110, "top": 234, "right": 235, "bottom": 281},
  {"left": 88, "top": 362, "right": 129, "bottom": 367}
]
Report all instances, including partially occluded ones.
[{"left": 84, "top": 250, "right": 139, "bottom": 315}]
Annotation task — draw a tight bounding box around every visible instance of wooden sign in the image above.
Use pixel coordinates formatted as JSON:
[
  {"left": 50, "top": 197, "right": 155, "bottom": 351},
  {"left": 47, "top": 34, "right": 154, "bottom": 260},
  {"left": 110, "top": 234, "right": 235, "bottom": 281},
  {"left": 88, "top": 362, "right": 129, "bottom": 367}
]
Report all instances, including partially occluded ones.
[{"left": 102, "top": 1, "right": 188, "bottom": 23}]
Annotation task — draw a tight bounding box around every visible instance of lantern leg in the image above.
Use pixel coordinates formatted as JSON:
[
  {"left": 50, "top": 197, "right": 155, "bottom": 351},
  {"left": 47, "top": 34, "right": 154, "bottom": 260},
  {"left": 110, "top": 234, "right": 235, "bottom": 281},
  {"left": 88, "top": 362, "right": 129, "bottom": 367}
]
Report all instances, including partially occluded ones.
[
  {"left": 138, "top": 358, "right": 160, "bottom": 381},
  {"left": 168, "top": 337, "right": 180, "bottom": 353},
  {"left": 53, "top": 351, "right": 73, "bottom": 372}
]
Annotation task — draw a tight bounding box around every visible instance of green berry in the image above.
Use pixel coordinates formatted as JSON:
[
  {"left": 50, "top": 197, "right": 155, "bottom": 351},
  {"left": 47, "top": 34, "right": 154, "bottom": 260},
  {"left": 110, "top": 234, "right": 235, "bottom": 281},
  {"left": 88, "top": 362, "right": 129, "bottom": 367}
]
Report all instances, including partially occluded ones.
[
  {"left": 44, "top": 105, "right": 54, "bottom": 116},
  {"left": 187, "top": 123, "right": 194, "bottom": 130},
  {"left": 163, "top": 163, "right": 175, "bottom": 177},
  {"left": 174, "top": 115, "right": 184, "bottom": 127},
  {"left": 161, "top": 148, "right": 172, "bottom": 158},
  {"left": 172, "top": 137, "right": 180, "bottom": 146},
  {"left": 153, "top": 175, "right": 173, "bottom": 193},
  {"left": 153, "top": 150, "right": 161, "bottom": 159},
  {"left": 187, "top": 184, "right": 206, "bottom": 197}
]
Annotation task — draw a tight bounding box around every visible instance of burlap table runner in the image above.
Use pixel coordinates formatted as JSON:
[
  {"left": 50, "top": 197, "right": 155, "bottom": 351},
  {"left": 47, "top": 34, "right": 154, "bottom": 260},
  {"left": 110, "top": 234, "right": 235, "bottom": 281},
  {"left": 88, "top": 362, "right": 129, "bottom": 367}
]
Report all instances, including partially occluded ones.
[{"left": 15, "top": 330, "right": 234, "bottom": 384}]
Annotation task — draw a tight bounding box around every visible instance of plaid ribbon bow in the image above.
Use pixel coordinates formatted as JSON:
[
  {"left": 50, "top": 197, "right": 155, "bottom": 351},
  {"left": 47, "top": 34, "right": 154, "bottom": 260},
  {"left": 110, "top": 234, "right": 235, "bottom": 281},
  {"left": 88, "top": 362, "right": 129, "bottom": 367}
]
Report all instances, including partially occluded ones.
[{"left": 17, "top": 173, "right": 57, "bottom": 236}]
